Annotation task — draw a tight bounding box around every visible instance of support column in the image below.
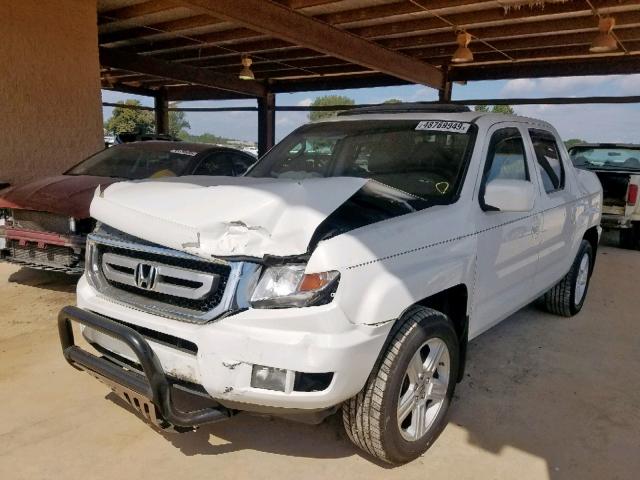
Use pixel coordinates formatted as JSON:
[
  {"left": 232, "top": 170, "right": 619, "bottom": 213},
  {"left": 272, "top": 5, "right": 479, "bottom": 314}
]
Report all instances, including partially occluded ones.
[
  {"left": 258, "top": 92, "right": 276, "bottom": 157},
  {"left": 439, "top": 81, "right": 453, "bottom": 103},
  {"left": 155, "top": 89, "right": 169, "bottom": 135}
]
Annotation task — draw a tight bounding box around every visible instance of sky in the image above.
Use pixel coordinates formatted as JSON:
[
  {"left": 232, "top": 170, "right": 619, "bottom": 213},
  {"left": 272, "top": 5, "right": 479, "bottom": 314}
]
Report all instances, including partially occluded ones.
[{"left": 102, "top": 74, "right": 640, "bottom": 144}]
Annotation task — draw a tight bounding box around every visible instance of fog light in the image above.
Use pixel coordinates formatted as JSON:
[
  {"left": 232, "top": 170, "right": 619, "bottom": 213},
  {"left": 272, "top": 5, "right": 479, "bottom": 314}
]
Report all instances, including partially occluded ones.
[{"left": 251, "top": 365, "right": 288, "bottom": 391}]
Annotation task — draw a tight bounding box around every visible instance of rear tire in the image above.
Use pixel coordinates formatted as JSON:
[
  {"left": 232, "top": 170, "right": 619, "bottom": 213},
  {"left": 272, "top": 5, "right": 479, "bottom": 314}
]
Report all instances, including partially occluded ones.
[
  {"left": 342, "top": 306, "right": 459, "bottom": 465},
  {"left": 539, "top": 240, "right": 593, "bottom": 317}
]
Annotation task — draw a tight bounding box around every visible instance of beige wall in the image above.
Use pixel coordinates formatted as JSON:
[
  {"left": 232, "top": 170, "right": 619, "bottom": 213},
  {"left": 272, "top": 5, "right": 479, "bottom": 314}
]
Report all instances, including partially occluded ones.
[{"left": 0, "top": 0, "right": 103, "bottom": 186}]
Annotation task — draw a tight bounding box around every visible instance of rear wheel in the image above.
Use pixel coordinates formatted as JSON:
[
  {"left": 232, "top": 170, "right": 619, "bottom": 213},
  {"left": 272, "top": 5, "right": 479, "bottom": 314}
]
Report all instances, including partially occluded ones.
[
  {"left": 342, "top": 306, "right": 459, "bottom": 465},
  {"left": 539, "top": 240, "right": 593, "bottom": 317}
]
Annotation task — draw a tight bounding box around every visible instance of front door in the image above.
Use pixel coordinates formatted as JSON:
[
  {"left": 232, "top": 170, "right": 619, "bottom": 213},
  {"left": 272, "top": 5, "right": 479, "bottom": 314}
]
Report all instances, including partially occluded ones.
[{"left": 472, "top": 124, "right": 541, "bottom": 338}]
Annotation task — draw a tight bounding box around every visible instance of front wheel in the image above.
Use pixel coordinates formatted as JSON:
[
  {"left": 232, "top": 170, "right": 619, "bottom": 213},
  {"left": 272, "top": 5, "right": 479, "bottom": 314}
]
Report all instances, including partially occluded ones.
[
  {"left": 342, "top": 306, "right": 459, "bottom": 465},
  {"left": 539, "top": 240, "right": 593, "bottom": 317}
]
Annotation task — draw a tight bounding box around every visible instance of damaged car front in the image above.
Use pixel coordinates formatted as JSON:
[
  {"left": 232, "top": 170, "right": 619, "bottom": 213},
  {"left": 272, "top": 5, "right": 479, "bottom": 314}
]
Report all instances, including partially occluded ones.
[{"left": 59, "top": 114, "right": 478, "bottom": 451}]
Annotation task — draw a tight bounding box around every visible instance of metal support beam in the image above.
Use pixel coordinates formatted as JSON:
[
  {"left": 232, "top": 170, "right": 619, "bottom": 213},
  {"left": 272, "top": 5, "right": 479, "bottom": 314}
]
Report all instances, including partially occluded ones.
[
  {"left": 99, "top": 47, "right": 266, "bottom": 98},
  {"left": 258, "top": 93, "right": 276, "bottom": 157},
  {"left": 174, "top": 0, "right": 443, "bottom": 89},
  {"left": 155, "top": 90, "right": 169, "bottom": 135},
  {"left": 438, "top": 82, "right": 452, "bottom": 102}
]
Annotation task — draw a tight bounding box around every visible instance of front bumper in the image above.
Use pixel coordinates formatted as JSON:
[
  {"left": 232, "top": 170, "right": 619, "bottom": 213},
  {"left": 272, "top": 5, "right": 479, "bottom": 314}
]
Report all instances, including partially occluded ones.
[
  {"left": 1, "top": 227, "right": 85, "bottom": 274},
  {"left": 601, "top": 213, "right": 633, "bottom": 229},
  {"left": 58, "top": 305, "right": 232, "bottom": 429},
  {"left": 76, "top": 276, "right": 392, "bottom": 411}
]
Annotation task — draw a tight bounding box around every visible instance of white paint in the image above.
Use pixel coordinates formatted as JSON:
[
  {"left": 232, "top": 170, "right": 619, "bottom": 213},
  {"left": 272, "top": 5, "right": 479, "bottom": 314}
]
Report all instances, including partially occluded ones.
[
  {"left": 78, "top": 112, "right": 602, "bottom": 412},
  {"left": 90, "top": 175, "right": 368, "bottom": 259}
]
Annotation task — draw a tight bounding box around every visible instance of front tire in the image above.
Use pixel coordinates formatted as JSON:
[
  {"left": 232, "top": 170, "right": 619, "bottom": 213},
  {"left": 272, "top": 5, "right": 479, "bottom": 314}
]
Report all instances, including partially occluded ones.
[
  {"left": 342, "top": 306, "right": 459, "bottom": 465},
  {"left": 540, "top": 240, "right": 593, "bottom": 317}
]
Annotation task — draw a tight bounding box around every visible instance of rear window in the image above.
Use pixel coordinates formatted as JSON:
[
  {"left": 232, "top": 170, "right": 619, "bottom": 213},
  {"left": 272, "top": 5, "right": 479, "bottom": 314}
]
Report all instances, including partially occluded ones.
[
  {"left": 67, "top": 144, "right": 203, "bottom": 179},
  {"left": 570, "top": 146, "right": 640, "bottom": 171}
]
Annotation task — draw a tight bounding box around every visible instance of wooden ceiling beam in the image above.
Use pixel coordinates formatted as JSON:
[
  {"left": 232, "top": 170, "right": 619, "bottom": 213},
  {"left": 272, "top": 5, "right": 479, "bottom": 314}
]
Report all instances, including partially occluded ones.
[
  {"left": 99, "top": 47, "right": 266, "bottom": 97},
  {"left": 350, "top": 0, "right": 633, "bottom": 39},
  {"left": 100, "top": 15, "right": 218, "bottom": 45},
  {"left": 166, "top": 85, "right": 250, "bottom": 101},
  {"left": 170, "top": 0, "right": 443, "bottom": 88},
  {"left": 269, "top": 73, "right": 410, "bottom": 93},
  {"left": 98, "top": 0, "right": 178, "bottom": 25},
  {"left": 128, "top": 28, "right": 269, "bottom": 54},
  {"left": 379, "top": 13, "right": 640, "bottom": 50},
  {"left": 449, "top": 54, "right": 640, "bottom": 81}
]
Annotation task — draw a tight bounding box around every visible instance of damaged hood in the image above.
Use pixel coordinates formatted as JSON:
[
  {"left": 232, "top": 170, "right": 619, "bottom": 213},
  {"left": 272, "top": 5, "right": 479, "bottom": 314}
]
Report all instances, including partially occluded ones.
[
  {"left": 0, "top": 175, "right": 120, "bottom": 218},
  {"left": 91, "top": 175, "right": 369, "bottom": 259}
]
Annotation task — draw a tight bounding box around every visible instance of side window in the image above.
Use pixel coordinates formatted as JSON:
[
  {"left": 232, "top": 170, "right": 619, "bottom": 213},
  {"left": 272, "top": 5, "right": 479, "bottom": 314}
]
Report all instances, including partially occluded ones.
[
  {"left": 192, "top": 153, "right": 234, "bottom": 176},
  {"left": 484, "top": 127, "right": 529, "bottom": 183},
  {"left": 530, "top": 129, "right": 565, "bottom": 193},
  {"left": 230, "top": 153, "right": 256, "bottom": 175}
]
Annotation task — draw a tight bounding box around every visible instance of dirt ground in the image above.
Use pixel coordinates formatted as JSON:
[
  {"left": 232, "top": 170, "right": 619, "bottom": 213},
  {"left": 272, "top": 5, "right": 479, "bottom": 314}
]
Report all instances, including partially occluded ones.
[{"left": 0, "top": 243, "right": 638, "bottom": 480}]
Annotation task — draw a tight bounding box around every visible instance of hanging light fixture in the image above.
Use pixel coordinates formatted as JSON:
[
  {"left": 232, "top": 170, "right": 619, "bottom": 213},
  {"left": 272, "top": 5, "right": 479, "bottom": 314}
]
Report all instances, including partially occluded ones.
[
  {"left": 238, "top": 55, "right": 255, "bottom": 80},
  {"left": 590, "top": 17, "right": 618, "bottom": 53},
  {"left": 452, "top": 32, "right": 474, "bottom": 64}
]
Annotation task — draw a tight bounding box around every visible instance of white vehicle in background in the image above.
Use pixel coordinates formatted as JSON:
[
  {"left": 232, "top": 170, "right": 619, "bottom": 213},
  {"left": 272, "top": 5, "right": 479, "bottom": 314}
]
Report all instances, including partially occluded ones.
[
  {"left": 569, "top": 143, "right": 640, "bottom": 248},
  {"left": 59, "top": 104, "right": 601, "bottom": 465}
]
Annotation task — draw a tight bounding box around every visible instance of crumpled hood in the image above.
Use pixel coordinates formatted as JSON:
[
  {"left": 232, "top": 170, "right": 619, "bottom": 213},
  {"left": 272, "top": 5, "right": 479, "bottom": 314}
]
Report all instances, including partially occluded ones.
[
  {"left": 0, "top": 175, "right": 119, "bottom": 218},
  {"left": 90, "top": 175, "right": 369, "bottom": 259}
]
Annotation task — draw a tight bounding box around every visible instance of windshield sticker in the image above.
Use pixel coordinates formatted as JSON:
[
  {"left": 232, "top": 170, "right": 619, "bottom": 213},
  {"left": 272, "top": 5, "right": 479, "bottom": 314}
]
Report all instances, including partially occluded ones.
[
  {"left": 415, "top": 121, "right": 470, "bottom": 133},
  {"left": 169, "top": 149, "right": 199, "bottom": 156}
]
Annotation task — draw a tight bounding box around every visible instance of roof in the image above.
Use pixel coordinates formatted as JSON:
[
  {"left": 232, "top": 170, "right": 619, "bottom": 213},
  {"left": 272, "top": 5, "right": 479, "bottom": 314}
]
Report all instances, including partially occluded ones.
[
  {"left": 568, "top": 143, "right": 640, "bottom": 149},
  {"left": 97, "top": 0, "right": 640, "bottom": 100},
  {"left": 338, "top": 103, "right": 470, "bottom": 116},
  {"left": 113, "top": 140, "right": 244, "bottom": 153},
  {"left": 324, "top": 108, "right": 555, "bottom": 131}
]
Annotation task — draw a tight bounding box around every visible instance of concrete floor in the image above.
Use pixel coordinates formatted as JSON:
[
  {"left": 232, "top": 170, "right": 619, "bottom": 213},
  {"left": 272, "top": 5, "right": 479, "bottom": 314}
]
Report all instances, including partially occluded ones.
[{"left": 0, "top": 244, "right": 638, "bottom": 480}]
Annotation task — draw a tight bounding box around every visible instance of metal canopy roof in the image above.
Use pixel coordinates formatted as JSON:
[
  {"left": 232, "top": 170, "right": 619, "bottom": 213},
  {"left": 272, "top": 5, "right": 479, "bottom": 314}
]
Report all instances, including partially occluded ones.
[{"left": 98, "top": 0, "right": 640, "bottom": 100}]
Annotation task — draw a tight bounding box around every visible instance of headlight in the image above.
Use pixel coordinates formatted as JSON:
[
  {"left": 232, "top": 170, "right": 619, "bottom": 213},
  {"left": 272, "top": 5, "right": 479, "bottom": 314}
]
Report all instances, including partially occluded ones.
[
  {"left": 250, "top": 264, "right": 339, "bottom": 308},
  {"left": 69, "top": 217, "right": 76, "bottom": 233}
]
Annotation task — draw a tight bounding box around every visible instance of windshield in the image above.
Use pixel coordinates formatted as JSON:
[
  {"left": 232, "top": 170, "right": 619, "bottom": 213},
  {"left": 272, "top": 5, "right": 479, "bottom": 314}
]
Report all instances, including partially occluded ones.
[
  {"left": 570, "top": 146, "right": 640, "bottom": 170},
  {"left": 66, "top": 143, "right": 205, "bottom": 179},
  {"left": 248, "top": 120, "right": 475, "bottom": 203}
]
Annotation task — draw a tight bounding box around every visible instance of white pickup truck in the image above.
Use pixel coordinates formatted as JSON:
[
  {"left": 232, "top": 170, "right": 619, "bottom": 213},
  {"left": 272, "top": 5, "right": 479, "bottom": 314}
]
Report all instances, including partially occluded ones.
[{"left": 58, "top": 104, "right": 601, "bottom": 464}]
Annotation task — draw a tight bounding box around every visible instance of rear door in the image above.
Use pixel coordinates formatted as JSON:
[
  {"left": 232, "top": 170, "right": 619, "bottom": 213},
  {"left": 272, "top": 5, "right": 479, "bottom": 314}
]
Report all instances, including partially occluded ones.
[
  {"left": 472, "top": 124, "right": 542, "bottom": 336},
  {"left": 526, "top": 129, "right": 576, "bottom": 293}
]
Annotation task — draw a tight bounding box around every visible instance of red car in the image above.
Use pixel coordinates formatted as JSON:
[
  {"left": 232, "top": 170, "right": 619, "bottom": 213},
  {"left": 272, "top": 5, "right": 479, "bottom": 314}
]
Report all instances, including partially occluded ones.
[{"left": 0, "top": 141, "right": 256, "bottom": 274}]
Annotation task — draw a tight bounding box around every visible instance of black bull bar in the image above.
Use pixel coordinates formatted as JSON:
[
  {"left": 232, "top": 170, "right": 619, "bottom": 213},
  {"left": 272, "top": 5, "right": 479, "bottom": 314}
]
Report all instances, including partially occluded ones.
[{"left": 58, "top": 305, "right": 231, "bottom": 429}]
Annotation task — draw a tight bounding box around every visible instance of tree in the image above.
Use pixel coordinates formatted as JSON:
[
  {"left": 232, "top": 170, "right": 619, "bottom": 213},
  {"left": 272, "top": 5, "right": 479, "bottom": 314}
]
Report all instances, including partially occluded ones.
[
  {"left": 104, "top": 99, "right": 154, "bottom": 135},
  {"left": 565, "top": 138, "right": 587, "bottom": 150},
  {"left": 474, "top": 104, "right": 514, "bottom": 114},
  {"left": 491, "top": 104, "right": 515, "bottom": 114},
  {"left": 383, "top": 98, "right": 402, "bottom": 104},
  {"left": 168, "top": 102, "right": 190, "bottom": 138},
  {"left": 308, "top": 95, "right": 355, "bottom": 121}
]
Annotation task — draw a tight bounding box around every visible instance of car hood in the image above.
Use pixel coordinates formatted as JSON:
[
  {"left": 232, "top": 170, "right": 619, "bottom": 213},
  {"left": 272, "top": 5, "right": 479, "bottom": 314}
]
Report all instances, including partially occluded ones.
[
  {"left": 0, "top": 175, "right": 120, "bottom": 218},
  {"left": 90, "top": 175, "right": 371, "bottom": 259}
]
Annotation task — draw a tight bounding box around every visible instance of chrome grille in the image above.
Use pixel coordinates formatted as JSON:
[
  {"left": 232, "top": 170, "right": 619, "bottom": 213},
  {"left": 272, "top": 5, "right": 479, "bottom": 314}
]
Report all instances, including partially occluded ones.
[
  {"left": 102, "top": 252, "right": 220, "bottom": 300},
  {"left": 86, "top": 230, "right": 258, "bottom": 323}
]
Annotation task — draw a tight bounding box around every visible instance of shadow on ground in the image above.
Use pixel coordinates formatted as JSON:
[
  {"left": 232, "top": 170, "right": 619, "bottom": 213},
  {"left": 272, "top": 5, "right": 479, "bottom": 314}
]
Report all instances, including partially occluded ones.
[{"left": 8, "top": 267, "right": 78, "bottom": 293}]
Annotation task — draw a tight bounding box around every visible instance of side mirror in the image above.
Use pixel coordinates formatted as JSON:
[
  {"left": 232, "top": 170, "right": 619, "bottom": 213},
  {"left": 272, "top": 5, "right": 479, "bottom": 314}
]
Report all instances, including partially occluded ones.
[{"left": 483, "top": 179, "right": 535, "bottom": 212}]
